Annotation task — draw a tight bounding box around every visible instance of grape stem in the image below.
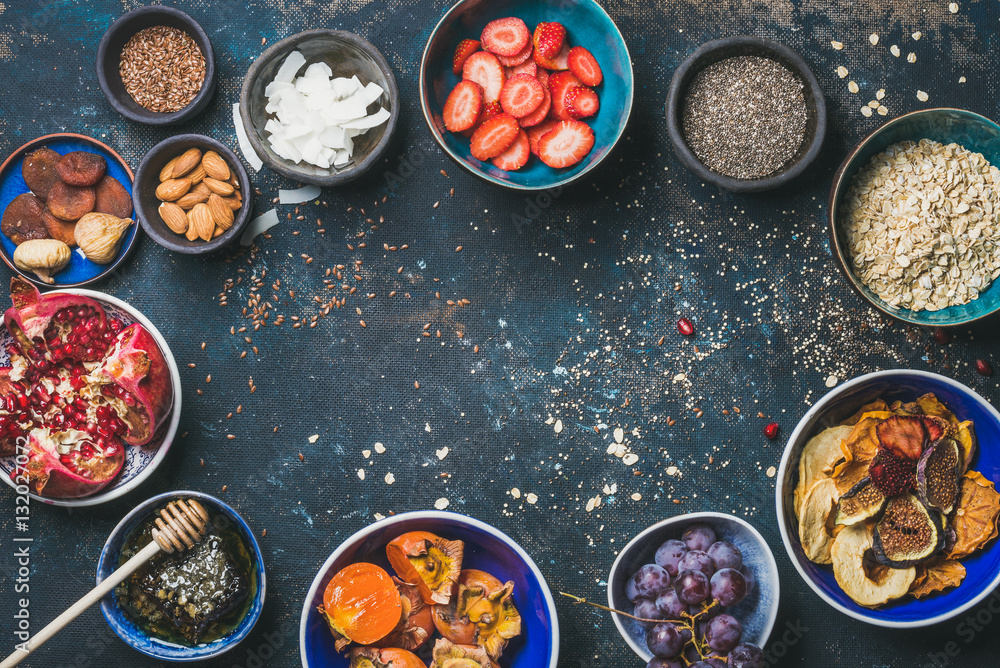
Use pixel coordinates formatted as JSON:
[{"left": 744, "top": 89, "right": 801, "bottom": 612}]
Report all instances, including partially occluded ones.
[{"left": 557, "top": 592, "right": 666, "bottom": 623}]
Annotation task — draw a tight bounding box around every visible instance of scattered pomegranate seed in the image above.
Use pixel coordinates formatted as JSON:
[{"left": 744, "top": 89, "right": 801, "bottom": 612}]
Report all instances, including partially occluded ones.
[
  {"left": 975, "top": 359, "right": 993, "bottom": 376},
  {"left": 933, "top": 327, "right": 950, "bottom": 344},
  {"left": 764, "top": 422, "right": 780, "bottom": 440},
  {"left": 677, "top": 318, "right": 695, "bottom": 336}
]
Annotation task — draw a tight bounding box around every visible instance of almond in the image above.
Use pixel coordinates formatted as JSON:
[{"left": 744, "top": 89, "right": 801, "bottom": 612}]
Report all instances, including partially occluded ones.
[
  {"left": 158, "top": 201, "right": 189, "bottom": 235},
  {"left": 192, "top": 181, "right": 212, "bottom": 197},
  {"left": 155, "top": 178, "right": 191, "bottom": 202},
  {"left": 171, "top": 148, "right": 203, "bottom": 178},
  {"left": 159, "top": 157, "right": 180, "bottom": 182},
  {"left": 212, "top": 226, "right": 225, "bottom": 239},
  {"left": 203, "top": 178, "right": 234, "bottom": 196},
  {"left": 222, "top": 196, "right": 243, "bottom": 211},
  {"left": 186, "top": 164, "right": 207, "bottom": 185},
  {"left": 188, "top": 203, "right": 214, "bottom": 241},
  {"left": 201, "top": 151, "right": 231, "bottom": 181},
  {"left": 184, "top": 220, "right": 200, "bottom": 241},
  {"left": 175, "top": 190, "right": 209, "bottom": 209},
  {"left": 208, "top": 194, "right": 234, "bottom": 230}
]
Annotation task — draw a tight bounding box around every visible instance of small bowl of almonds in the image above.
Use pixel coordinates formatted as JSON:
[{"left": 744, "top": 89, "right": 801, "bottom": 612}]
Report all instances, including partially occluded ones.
[{"left": 133, "top": 135, "right": 251, "bottom": 254}]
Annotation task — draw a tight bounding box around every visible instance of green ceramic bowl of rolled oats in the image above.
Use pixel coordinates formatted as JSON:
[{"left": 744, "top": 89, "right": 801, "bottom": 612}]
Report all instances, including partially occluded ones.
[{"left": 829, "top": 108, "right": 1000, "bottom": 327}]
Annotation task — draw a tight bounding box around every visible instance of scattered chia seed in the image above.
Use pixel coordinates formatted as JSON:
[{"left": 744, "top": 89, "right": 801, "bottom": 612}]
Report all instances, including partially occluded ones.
[{"left": 681, "top": 56, "right": 808, "bottom": 180}]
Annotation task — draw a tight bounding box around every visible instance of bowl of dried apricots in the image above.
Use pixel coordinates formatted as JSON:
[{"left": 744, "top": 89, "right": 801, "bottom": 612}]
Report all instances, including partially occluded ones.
[
  {"left": 299, "top": 510, "right": 559, "bottom": 668},
  {"left": 777, "top": 370, "right": 1000, "bottom": 628}
]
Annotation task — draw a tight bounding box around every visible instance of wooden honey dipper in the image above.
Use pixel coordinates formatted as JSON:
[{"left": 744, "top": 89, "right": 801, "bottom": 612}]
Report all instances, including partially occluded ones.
[{"left": 1, "top": 498, "right": 210, "bottom": 668}]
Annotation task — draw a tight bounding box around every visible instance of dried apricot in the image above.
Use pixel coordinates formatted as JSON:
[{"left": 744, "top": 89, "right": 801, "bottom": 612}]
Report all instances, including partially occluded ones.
[
  {"left": 21, "top": 147, "right": 62, "bottom": 200},
  {"left": 55, "top": 151, "right": 107, "bottom": 187},
  {"left": 2, "top": 193, "right": 50, "bottom": 244},
  {"left": 42, "top": 210, "right": 77, "bottom": 247},
  {"left": 46, "top": 181, "right": 95, "bottom": 221},
  {"left": 94, "top": 176, "right": 133, "bottom": 218}
]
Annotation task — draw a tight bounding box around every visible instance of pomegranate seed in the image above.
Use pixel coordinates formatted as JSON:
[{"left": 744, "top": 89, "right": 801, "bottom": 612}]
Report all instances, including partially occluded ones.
[
  {"left": 764, "top": 422, "right": 780, "bottom": 440},
  {"left": 677, "top": 318, "right": 695, "bottom": 336},
  {"left": 976, "top": 359, "right": 993, "bottom": 377},
  {"left": 933, "top": 327, "right": 950, "bottom": 344}
]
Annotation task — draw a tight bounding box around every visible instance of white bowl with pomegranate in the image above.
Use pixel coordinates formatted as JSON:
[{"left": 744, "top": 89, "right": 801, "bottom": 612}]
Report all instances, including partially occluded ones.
[{"left": 0, "top": 278, "right": 180, "bottom": 506}]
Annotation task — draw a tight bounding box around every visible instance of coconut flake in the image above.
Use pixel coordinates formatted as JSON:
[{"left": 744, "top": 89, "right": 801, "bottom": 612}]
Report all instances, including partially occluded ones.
[
  {"left": 233, "top": 103, "right": 263, "bottom": 171},
  {"left": 274, "top": 50, "right": 307, "bottom": 84},
  {"left": 279, "top": 185, "right": 321, "bottom": 205},
  {"left": 240, "top": 209, "right": 280, "bottom": 246}
]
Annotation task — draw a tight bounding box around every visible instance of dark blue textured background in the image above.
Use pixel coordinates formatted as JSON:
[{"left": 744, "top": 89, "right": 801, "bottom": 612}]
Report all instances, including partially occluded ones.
[{"left": 1, "top": 1, "right": 999, "bottom": 666}]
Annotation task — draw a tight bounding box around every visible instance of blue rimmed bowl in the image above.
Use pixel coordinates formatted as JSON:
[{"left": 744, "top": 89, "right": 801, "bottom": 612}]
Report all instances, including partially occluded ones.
[
  {"left": 420, "top": 0, "right": 633, "bottom": 190},
  {"left": 300, "top": 510, "right": 559, "bottom": 668},
  {"left": 97, "top": 491, "right": 266, "bottom": 661},
  {"left": 777, "top": 370, "right": 1000, "bottom": 628},
  {"left": 607, "top": 512, "right": 780, "bottom": 662},
  {"left": 829, "top": 108, "right": 1000, "bottom": 327},
  {"left": 0, "top": 134, "right": 139, "bottom": 287}
]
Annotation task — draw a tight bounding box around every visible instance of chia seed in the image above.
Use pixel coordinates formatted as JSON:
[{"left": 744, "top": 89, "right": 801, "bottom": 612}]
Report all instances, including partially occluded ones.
[{"left": 681, "top": 56, "right": 808, "bottom": 180}]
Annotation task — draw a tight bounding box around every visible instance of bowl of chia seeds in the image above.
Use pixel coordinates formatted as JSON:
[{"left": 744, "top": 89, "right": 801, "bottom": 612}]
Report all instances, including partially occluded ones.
[{"left": 666, "top": 36, "right": 826, "bottom": 193}]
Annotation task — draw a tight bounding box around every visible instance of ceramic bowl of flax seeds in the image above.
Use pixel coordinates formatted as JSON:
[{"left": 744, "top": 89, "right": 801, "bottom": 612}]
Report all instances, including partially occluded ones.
[{"left": 666, "top": 36, "right": 827, "bottom": 193}]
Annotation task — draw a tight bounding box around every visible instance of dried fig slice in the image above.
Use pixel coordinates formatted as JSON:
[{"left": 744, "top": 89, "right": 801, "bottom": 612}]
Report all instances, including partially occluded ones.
[
  {"left": 876, "top": 415, "right": 928, "bottom": 462},
  {"left": 56, "top": 151, "right": 107, "bottom": 187},
  {"left": 47, "top": 181, "right": 95, "bottom": 221},
  {"left": 918, "top": 439, "right": 961, "bottom": 514},
  {"left": 832, "top": 523, "right": 915, "bottom": 608},
  {"left": 873, "top": 494, "right": 942, "bottom": 567},
  {"left": 3, "top": 193, "right": 50, "bottom": 244},
  {"left": 94, "top": 175, "right": 133, "bottom": 218},
  {"left": 21, "top": 147, "right": 62, "bottom": 200},
  {"left": 836, "top": 477, "right": 886, "bottom": 526},
  {"left": 42, "top": 209, "right": 77, "bottom": 247},
  {"left": 386, "top": 531, "right": 464, "bottom": 605}
]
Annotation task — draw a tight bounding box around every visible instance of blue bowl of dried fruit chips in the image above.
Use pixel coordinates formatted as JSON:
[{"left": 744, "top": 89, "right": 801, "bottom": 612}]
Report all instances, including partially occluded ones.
[
  {"left": 0, "top": 133, "right": 139, "bottom": 287},
  {"left": 420, "top": 0, "right": 633, "bottom": 190},
  {"left": 300, "top": 510, "right": 559, "bottom": 668},
  {"left": 829, "top": 108, "right": 1000, "bottom": 327},
  {"left": 777, "top": 369, "right": 1000, "bottom": 627}
]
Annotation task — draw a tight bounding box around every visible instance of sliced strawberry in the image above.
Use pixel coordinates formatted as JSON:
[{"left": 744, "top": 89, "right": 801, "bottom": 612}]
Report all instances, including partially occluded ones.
[
  {"left": 876, "top": 415, "right": 929, "bottom": 461},
  {"left": 518, "top": 86, "right": 551, "bottom": 128},
  {"left": 491, "top": 129, "right": 530, "bottom": 171},
  {"left": 535, "top": 68, "right": 550, "bottom": 88},
  {"left": 470, "top": 113, "right": 521, "bottom": 160},
  {"left": 534, "top": 43, "right": 569, "bottom": 71},
  {"left": 453, "top": 39, "right": 481, "bottom": 75},
  {"left": 462, "top": 51, "right": 505, "bottom": 102},
  {"left": 500, "top": 74, "right": 545, "bottom": 118},
  {"left": 537, "top": 119, "right": 595, "bottom": 169},
  {"left": 507, "top": 60, "right": 538, "bottom": 79},
  {"left": 532, "top": 22, "right": 566, "bottom": 59},
  {"left": 547, "top": 71, "right": 582, "bottom": 121},
  {"left": 527, "top": 119, "right": 560, "bottom": 156},
  {"left": 481, "top": 17, "right": 529, "bottom": 57},
  {"left": 564, "top": 85, "right": 599, "bottom": 119},
  {"left": 443, "top": 80, "right": 484, "bottom": 132},
  {"left": 567, "top": 46, "right": 603, "bottom": 87},
  {"left": 460, "top": 100, "right": 502, "bottom": 138},
  {"left": 497, "top": 43, "right": 532, "bottom": 67}
]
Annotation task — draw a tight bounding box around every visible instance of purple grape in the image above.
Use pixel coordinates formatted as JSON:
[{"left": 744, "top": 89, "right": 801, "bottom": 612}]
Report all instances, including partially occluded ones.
[
  {"left": 627, "top": 577, "right": 641, "bottom": 602},
  {"left": 655, "top": 588, "right": 687, "bottom": 620},
  {"left": 739, "top": 564, "right": 756, "bottom": 594},
  {"left": 707, "top": 541, "right": 743, "bottom": 570},
  {"left": 655, "top": 539, "right": 689, "bottom": 576},
  {"left": 689, "top": 662, "right": 717, "bottom": 668},
  {"left": 710, "top": 568, "right": 748, "bottom": 607},
  {"left": 674, "top": 569, "right": 710, "bottom": 605},
  {"left": 633, "top": 598, "right": 666, "bottom": 629},
  {"left": 630, "top": 564, "right": 672, "bottom": 600},
  {"left": 679, "top": 550, "right": 716, "bottom": 577},
  {"left": 683, "top": 523, "right": 716, "bottom": 551},
  {"left": 704, "top": 614, "right": 743, "bottom": 654},
  {"left": 647, "top": 622, "right": 687, "bottom": 658},
  {"left": 728, "top": 643, "right": 765, "bottom": 668},
  {"left": 703, "top": 659, "right": 728, "bottom": 668},
  {"left": 647, "top": 659, "right": 684, "bottom": 668},
  {"left": 683, "top": 645, "right": 701, "bottom": 663}
]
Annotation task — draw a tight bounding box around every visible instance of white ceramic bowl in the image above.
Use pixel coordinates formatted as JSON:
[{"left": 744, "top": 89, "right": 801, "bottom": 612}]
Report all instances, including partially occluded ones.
[
  {"left": 0, "top": 288, "right": 181, "bottom": 506},
  {"left": 607, "top": 511, "right": 780, "bottom": 663}
]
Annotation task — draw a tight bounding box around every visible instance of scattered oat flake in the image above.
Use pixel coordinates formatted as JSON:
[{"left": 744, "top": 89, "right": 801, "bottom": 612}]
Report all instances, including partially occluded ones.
[
  {"left": 436, "top": 447, "right": 450, "bottom": 460},
  {"left": 554, "top": 419, "right": 563, "bottom": 434},
  {"left": 666, "top": 466, "right": 679, "bottom": 476},
  {"left": 374, "top": 512, "right": 385, "bottom": 520},
  {"left": 606, "top": 443, "right": 617, "bottom": 455},
  {"left": 831, "top": 40, "right": 844, "bottom": 50},
  {"left": 614, "top": 444, "right": 627, "bottom": 458},
  {"left": 917, "top": 90, "right": 929, "bottom": 102},
  {"left": 631, "top": 492, "right": 642, "bottom": 501},
  {"left": 869, "top": 33, "right": 879, "bottom": 45},
  {"left": 826, "top": 375, "right": 839, "bottom": 388},
  {"left": 623, "top": 453, "right": 640, "bottom": 466},
  {"left": 766, "top": 466, "right": 777, "bottom": 478},
  {"left": 357, "top": 468, "right": 365, "bottom": 480},
  {"left": 613, "top": 427, "right": 624, "bottom": 443},
  {"left": 907, "top": 52, "right": 917, "bottom": 63},
  {"left": 374, "top": 442, "right": 386, "bottom": 454},
  {"left": 362, "top": 449, "right": 371, "bottom": 458},
  {"left": 959, "top": 76, "right": 967, "bottom": 83},
  {"left": 949, "top": 2, "right": 959, "bottom": 12},
  {"left": 848, "top": 81, "right": 859, "bottom": 94},
  {"left": 890, "top": 44, "right": 900, "bottom": 57},
  {"left": 912, "top": 31, "right": 922, "bottom": 40},
  {"left": 526, "top": 493, "right": 538, "bottom": 505},
  {"left": 836, "top": 66, "right": 848, "bottom": 78},
  {"left": 308, "top": 434, "right": 319, "bottom": 444},
  {"left": 877, "top": 105, "right": 888, "bottom": 116},
  {"left": 434, "top": 497, "right": 450, "bottom": 510},
  {"left": 511, "top": 488, "right": 521, "bottom": 499},
  {"left": 876, "top": 89, "right": 885, "bottom": 100},
  {"left": 861, "top": 106, "right": 873, "bottom": 117},
  {"left": 385, "top": 472, "right": 395, "bottom": 485}
]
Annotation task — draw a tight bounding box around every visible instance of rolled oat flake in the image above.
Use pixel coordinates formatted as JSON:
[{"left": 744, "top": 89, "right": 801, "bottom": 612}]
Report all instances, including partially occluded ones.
[{"left": 681, "top": 56, "right": 808, "bottom": 180}]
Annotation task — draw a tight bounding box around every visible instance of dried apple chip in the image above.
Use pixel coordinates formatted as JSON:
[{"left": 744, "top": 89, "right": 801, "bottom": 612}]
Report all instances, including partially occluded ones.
[
  {"left": 387, "top": 531, "right": 464, "bottom": 605},
  {"left": 910, "top": 559, "right": 966, "bottom": 599},
  {"left": 948, "top": 471, "right": 1000, "bottom": 559},
  {"left": 795, "top": 425, "right": 852, "bottom": 519},
  {"left": 799, "top": 478, "right": 840, "bottom": 564},
  {"left": 841, "top": 399, "right": 890, "bottom": 425}
]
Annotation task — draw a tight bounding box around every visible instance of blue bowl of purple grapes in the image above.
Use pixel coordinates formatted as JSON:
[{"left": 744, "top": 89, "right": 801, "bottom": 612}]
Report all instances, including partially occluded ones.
[{"left": 608, "top": 512, "right": 779, "bottom": 667}]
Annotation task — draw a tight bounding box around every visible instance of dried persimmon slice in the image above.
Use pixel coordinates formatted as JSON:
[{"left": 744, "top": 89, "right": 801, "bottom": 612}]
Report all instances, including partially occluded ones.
[
  {"left": 319, "top": 562, "right": 402, "bottom": 652},
  {"left": 386, "top": 531, "right": 464, "bottom": 605}
]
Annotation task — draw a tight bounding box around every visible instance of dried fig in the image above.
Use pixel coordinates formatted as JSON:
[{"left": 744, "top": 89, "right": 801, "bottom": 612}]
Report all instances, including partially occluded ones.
[
  {"left": 21, "top": 147, "right": 62, "bottom": 200},
  {"left": 13, "top": 238, "right": 71, "bottom": 284},
  {"left": 55, "top": 151, "right": 107, "bottom": 187},
  {"left": 74, "top": 212, "right": 132, "bottom": 264},
  {"left": 42, "top": 210, "right": 77, "bottom": 247},
  {"left": 47, "top": 182, "right": 95, "bottom": 221},
  {"left": 94, "top": 176, "right": 133, "bottom": 218},
  {"left": 2, "top": 193, "right": 50, "bottom": 244}
]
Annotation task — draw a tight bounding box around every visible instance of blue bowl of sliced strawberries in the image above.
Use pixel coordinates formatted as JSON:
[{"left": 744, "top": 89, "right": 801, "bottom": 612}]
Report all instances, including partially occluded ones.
[{"left": 420, "top": 0, "right": 634, "bottom": 190}]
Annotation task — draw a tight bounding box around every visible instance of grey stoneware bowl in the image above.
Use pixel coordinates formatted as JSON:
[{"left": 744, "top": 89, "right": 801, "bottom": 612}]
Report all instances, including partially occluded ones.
[
  {"left": 607, "top": 511, "right": 780, "bottom": 663},
  {"left": 239, "top": 29, "right": 398, "bottom": 187},
  {"left": 96, "top": 6, "right": 216, "bottom": 126},
  {"left": 133, "top": 135, "right": 252, "bottom": 254},
  {"left": 666, "top": 36, "right": 827, "bottom": 193}
]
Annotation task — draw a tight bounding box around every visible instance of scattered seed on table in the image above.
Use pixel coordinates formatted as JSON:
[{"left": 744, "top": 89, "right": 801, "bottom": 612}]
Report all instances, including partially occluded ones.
[
  {"left": 299, "top": 453, "right": 304, "bottom": 461},
  {"left": 455, "top": 245, "right": 463, "bottom": 252},
  {"left": 196, "top": 389, "right": 203, "bottom": 396},
  {"left": 433, "top": 201, "right": 439, "bottom": 209},
  {"left": 200, "top": 458, "right": 205, "bottom": 467},
  {"left": 474, "top": 345, "right": 479, "bottom": 353},
  {"left": 188, "top": 363, "right": 196, "bottom": 368},
  {"left": 360, "top": 320, "right": 366, "bottom": 327},
  {"left": 222, "top": 485, "right": 228, "bottom": 492},
  {"left": 261, "top": 528, "right": 267, "bottom": 537}
]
